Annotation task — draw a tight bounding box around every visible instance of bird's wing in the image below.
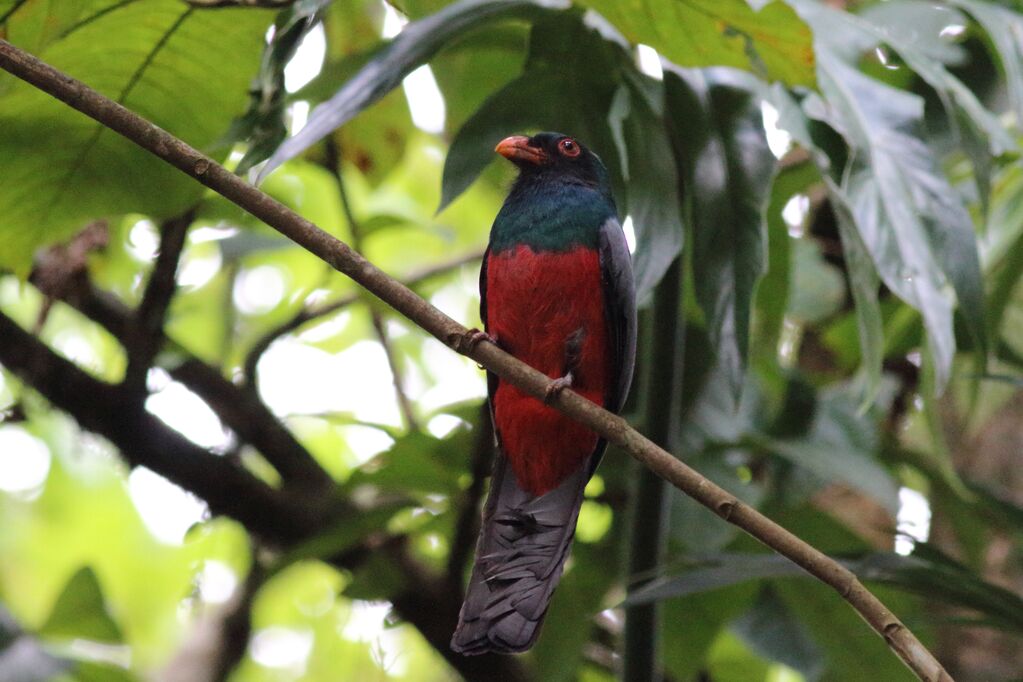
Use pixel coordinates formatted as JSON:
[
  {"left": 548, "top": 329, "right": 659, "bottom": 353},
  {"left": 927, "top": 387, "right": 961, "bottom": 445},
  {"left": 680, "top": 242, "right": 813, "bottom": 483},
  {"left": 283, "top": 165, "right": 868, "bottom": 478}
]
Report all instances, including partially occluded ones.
[
  {"left": 598, "top": 216, "right": 637, "bottom": 413},
  {"left": 585, "top": 216, "right": 637, "bottom": 476}
]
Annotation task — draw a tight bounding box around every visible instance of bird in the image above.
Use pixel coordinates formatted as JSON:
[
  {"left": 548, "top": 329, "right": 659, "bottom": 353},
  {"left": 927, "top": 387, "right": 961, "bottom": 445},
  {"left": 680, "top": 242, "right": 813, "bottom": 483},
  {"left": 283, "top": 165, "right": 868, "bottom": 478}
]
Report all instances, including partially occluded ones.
[{"left": 451, "top": 132, "right": 637, "bottom": 655}]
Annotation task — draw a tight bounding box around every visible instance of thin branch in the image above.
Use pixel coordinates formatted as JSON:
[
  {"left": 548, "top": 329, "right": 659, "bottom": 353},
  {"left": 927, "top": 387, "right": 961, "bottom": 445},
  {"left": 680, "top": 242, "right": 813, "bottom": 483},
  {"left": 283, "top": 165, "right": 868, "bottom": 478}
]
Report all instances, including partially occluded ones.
[
  {"left": 242, "top": 249, "right": 483, "bottom": 385},
  {"left": 123, "top": 207, "right": 193, "bottom": 396},
  {"left": 326, "top": 137, "right": 420, "bottom": 432},
  {"left": 0, "top": 40, "right": 951, "bottom": 682}
]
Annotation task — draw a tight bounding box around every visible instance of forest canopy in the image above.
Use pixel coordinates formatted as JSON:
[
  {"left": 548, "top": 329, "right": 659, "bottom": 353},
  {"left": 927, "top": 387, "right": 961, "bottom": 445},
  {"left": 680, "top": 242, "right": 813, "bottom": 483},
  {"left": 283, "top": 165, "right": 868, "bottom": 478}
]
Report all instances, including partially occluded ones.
[{"left": 2, "top": 0, "right": 1023, "bottom": 680}]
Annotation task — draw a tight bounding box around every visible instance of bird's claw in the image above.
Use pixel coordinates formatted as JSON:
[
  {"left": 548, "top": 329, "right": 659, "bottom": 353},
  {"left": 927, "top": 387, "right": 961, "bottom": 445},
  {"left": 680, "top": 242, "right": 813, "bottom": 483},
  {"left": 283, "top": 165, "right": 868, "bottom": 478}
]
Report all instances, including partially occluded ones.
[
  {"left": 453, "top": 328, "right": 497, "bottom": 353},
  {"left": 543, "top": 372, "right": 573, "bottom": 405}
]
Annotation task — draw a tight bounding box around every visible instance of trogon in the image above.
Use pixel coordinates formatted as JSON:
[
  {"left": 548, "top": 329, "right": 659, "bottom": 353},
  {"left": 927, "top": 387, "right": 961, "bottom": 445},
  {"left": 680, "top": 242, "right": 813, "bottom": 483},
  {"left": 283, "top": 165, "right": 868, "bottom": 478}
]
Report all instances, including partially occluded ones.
[{"left": 452, "top": 132, "right": 637, "bottom": 654}]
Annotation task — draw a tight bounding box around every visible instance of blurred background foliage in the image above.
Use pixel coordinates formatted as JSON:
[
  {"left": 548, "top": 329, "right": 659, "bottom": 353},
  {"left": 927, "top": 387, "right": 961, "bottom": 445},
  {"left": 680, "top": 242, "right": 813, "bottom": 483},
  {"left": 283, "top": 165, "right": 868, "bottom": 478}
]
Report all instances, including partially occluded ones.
[{"left": 2, "top": 0, "right": 1023, "bottom": 680}]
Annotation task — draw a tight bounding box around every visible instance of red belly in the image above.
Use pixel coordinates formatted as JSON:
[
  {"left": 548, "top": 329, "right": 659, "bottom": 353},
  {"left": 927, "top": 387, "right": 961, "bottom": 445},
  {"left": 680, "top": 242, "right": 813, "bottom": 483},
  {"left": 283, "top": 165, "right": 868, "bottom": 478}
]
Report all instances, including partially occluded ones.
[{"left": 486, "top": 244, "right": 610, "bottom": 495}]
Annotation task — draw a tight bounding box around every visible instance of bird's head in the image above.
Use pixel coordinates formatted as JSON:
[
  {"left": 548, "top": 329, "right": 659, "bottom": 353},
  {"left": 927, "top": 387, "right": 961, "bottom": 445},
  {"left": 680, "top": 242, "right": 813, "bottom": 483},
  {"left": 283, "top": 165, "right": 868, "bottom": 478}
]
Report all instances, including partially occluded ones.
[{"left": 495, "top": 132, "right": 610, "bottom": 193}]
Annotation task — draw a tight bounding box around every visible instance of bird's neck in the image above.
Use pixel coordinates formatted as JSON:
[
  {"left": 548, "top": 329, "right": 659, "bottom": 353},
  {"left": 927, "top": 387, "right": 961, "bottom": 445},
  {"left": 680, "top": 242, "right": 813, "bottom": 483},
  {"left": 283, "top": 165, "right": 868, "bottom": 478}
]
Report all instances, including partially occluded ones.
[{"left": 490, "top": 176, "right": 615, "bottom": 254}]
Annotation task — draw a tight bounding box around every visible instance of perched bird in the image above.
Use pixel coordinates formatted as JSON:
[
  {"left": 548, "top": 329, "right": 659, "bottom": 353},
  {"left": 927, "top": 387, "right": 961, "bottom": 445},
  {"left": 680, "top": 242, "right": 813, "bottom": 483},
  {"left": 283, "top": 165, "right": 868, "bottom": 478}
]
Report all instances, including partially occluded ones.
[{"left": 452, "top": 132, "right": 637, "bottom": 655}]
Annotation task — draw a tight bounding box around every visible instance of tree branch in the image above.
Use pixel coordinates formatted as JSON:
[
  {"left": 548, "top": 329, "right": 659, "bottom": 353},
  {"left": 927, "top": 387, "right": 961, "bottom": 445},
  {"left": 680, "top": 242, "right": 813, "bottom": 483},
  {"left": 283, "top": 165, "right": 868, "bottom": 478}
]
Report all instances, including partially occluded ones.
[
  {"left": 0, "top": 39, "right": 951, "bottom": 682},
  {"left": 0, "top": 311, "right": 320, "bottom": 545},
  {"left": 27, "top": 271, "right": 335, "bottom": 492},
  {"left": 123, "top": 208, "right": 193, "bottom": 396}
]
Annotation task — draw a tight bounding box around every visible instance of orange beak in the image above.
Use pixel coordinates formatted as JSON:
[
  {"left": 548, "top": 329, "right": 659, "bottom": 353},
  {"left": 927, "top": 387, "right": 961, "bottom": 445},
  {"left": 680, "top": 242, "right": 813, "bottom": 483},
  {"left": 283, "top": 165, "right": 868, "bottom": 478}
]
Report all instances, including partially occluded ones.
[{"left": 495, "top": 135, "right": 546, "bottom": 165}]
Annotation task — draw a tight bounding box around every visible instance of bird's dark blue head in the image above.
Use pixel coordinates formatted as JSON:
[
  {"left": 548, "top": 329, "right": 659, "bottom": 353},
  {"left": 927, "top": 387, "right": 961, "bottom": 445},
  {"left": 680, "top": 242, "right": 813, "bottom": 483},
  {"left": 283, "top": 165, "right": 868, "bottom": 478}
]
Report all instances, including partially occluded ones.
[{"left": 496, "top": 132, "right": 612, "bottom": 198}]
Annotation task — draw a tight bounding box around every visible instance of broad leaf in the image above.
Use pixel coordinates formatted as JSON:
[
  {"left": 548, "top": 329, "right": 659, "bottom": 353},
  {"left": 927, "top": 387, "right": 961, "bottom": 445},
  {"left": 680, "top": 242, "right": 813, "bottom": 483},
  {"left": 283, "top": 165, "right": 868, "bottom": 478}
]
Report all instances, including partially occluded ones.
[
  {"left": 805, "top": 54, "right": 985, "bottom": 390},
  {"left": 577, "top": 0, "right": 816, "bottom": 87},
  {"left": 626, "top": 549, "right": 1023, "bottom": 633},
  {"left": 439, "top": 13, "right": 625, "bottom": 211},
  {"left": 858, "top": 0, "right": 1016, "bottom": 211},
  {"left": 609, "top": 74, "right": 685, "bottom": 302},
  {"left": 732, "top": 586, "right": 825, "bottom": 681},
  {"left": 665, "top": 69, "right": 774, "bottom": 399},
  {"left": 230, "top": 0, "right": 333, "bottom": 174},
  {"left": 258, "top": 0, "right": 569, "bottom": 181},
  {"left": 756, "top": 382, "right": 899, "bottom": 513},
  {"left": 953, "top": 0, "right": 1023, "bottom": 134},
  {"left": 769, "top": 84, "right": 885, "bottom": 400},
  {"left": 39, "top": 567, "right": 123, "bottom": 643},
  {"left": 0, "top": 1, "right": 271, "bottom": 272}
]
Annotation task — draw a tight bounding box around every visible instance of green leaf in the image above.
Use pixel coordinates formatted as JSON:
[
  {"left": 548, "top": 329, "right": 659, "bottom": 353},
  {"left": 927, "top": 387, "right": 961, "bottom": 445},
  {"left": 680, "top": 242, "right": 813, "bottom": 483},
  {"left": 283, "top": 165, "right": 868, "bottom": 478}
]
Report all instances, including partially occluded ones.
[
  {"left": 752, "top": 384, "right": 899, "bottom": 513},
  {"left": 665, "top": 69, "right": 775, "bottom": 399},
  {"left": 756, "top": 159, "right": 819, "bottom": 361},
  {"left": 258, "top": 0, "right": 568, "bottom": 181},
  {"left": 807, "top": 55, "right": 985, "bottom": 390},
  {"left": 344, "top": 428, "right": 471, "bottom": 496},
  {"left": 787, "top": 238, "right": 845, "bottom": 325},
  {"left": 439, "top": 13, "right": 625, "bottom": 211},
  {"left": 609, "top": 75, "right": 685, "bottom": 302},
  {"left": 952, "top": 0, "right": 1023, "bottom": 134},
  {"left": 826, "top": 179, "right": 885, "bottom": 400},
  {"left": 0, "top": 1, "right": 272, "bottom": 272},
  {"left": 731, "top": 586, "right": 825, "bottom": 681},
  {"left": 576, "top": 0, "right": 816, "bottom": 87},
  {"left": 768, "top": 84, "right": 885, "bottom": 399},
  {"left": 39, "top": 567, "right": 123, "bottom": 643},
  {"left": 661, "top": 584, "right": 759, "bottom": 681},
  {"left": 622, "top": 553, "right": 802, "bottom": 606},
  {"left": 857, "top": 1, "right": 1016, "bottom": 214},
  {"left": 230, "top": 0, "right": 333, "bottom": 174}
]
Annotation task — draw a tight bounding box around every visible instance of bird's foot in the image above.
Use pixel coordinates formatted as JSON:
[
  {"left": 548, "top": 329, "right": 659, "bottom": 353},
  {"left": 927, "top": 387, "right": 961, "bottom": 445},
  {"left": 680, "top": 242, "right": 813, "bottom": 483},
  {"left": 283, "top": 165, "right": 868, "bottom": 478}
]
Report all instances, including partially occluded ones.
[
  {"left": 544, "top": 372, "right": 574, "bottom": 405},
  {"left": 452, "top": 328, "right": 497, "bottom": 353}
]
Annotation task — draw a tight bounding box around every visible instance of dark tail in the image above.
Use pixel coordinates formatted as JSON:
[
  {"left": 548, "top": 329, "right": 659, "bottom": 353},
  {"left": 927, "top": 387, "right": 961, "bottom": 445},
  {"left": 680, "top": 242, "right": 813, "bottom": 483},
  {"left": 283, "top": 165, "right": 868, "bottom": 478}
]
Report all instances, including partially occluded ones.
[{"left": 451, "top": 451, "right": 591, "bottom": 655}]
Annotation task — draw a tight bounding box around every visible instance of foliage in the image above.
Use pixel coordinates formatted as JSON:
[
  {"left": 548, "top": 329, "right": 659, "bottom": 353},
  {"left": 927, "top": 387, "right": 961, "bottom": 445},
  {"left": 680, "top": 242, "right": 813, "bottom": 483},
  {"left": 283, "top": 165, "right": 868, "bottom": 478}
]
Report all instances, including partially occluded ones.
[{"left": 2, "top": 0, "right": 1023, "bottom": 680}]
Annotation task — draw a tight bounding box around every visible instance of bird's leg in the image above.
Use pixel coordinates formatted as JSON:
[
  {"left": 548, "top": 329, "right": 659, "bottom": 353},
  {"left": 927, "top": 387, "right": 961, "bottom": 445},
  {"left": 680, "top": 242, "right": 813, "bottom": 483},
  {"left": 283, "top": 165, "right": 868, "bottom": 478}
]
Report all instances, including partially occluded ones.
[{"left": 544, "top": 327, "right": 585, "bottom": 404}]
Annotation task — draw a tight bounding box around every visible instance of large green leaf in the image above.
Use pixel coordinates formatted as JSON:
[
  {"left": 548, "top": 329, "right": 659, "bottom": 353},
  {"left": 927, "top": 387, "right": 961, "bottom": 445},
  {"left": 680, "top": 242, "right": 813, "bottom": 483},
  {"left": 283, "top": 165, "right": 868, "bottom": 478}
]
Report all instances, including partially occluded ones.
[
  {"left": 608, "top": 74, "right": 684, "bottom": 302},
  {"left": 665, "top": 69, "right": 775, "bottom": 399},
  {"left": 576, "top": 0, "right": 816, "bottom": 87},
  {"left": 769, "top": 84, "right": 885, "bottom": 399},
  {"left": 755, "top": 160, "right": 819, "bottom": 362},
  {"left": 805, "top": 54, "right": 985, "bottom": 390},
  {"left": 952, "top": 0, "right": 1023, "bottom": 133},
  {"left": 858, "top": 0, "right": 1016, "bottom": 210},
  {"left": 258, "top": 0, "right": 569, "bottom": 181},
  {"left": 0, "top": 1, "right": 271, "bottom": 272},
  {"left": 731, "top": 586, "right": 825, "bottom": 681},
  {"left": 39, "top": 567, "right": 123, "bottom": 643},
  {"left": 439, "top": 13, "right": 625, "bottom": 211},
  {"left": 625, "top": 548, "right": 1023, "bottom": 634},
  {"left": 756, "top": 382, "right": 899, "bottom": 513}
]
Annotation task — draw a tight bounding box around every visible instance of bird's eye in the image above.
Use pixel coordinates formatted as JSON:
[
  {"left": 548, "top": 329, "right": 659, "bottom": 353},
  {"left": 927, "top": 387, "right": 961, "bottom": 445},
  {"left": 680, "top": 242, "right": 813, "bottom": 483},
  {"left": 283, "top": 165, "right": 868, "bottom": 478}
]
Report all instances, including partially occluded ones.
[{"left": 558, "top": 138, "right": 581, "bottom": 158}]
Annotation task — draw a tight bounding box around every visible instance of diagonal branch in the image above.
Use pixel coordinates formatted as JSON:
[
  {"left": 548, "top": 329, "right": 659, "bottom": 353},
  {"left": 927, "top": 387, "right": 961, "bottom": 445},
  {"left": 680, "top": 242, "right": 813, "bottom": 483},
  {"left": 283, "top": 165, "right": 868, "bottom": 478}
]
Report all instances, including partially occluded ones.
[
  {"left": 0, "top": 39, "right": 950, "bottom": 682},
  {"left": 123, "top": 207, "right": 194, "bottom": 396}
]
